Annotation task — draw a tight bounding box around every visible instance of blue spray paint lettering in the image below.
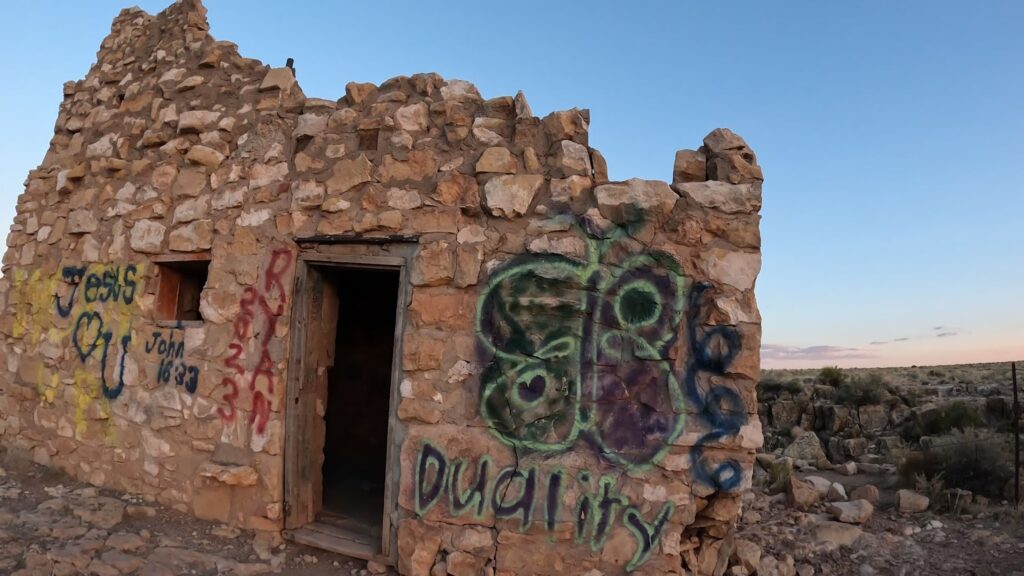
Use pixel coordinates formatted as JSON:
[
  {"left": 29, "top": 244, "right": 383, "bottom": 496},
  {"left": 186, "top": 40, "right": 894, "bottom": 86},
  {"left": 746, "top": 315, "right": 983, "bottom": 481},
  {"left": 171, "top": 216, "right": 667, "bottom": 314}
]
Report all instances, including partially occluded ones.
[
  {"left": 58, "top": 264, "right": 141, "bottom": 400},
  {"left": 145, "top": 330, "right": 200, "bottom": 394},
  {"left": 414, "top": 442, "right": 673, "bottom": 571}
]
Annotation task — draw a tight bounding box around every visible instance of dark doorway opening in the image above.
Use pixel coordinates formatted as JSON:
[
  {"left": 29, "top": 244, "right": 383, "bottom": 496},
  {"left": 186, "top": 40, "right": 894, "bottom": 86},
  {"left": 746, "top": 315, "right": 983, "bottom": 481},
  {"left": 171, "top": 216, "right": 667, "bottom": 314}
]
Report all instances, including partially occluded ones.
[
  {"left": 285, "top": 249, "right": 411, "bottom": 563},
  {"left": 318, "top": 267, "right": 400, "bottom": 538}
]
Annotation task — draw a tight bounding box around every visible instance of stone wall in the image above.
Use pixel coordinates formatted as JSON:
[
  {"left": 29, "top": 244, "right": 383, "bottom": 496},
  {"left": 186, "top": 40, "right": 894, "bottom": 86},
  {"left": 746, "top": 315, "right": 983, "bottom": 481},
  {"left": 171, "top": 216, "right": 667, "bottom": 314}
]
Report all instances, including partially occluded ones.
[{"left": 0, "top": 1, "right": 764, "bottom": 574}]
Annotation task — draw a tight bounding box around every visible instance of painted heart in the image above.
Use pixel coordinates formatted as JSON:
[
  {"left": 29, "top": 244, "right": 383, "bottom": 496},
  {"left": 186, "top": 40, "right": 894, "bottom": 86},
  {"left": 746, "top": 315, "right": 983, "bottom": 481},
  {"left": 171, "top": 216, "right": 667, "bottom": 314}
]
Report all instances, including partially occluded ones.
[{"left": 72, "top": 311, "right": 105, "bottom": 362}]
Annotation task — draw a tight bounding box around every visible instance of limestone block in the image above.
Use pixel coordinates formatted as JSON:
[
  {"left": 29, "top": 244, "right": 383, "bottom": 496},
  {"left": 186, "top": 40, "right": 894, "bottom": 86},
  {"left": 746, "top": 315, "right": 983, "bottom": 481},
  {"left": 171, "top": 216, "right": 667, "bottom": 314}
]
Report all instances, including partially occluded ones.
[
  {"left": 379, "top": 150, "right": 438, "bottom": 183},
  {"left": 173, "top": 196, "right": 209, "bottom": 224},
  {"left": 173, "top": 169, "right": 208, "bottom": 197},
  {"left": 703, "top": 128, "right": 750, "bottom": 153},
  {"left": 86, "top": 133, "right": 117, "bottom": 158},
  {"left": 858, "top": 404, "right": 888, "bottom": 433},
  {"left": 386, "top": 188, "right": 422, "bottom": 210},
  {"left": 197, "top": 462, "right": 258, "bottom": 486},
  {"left": 67, "top": 209, "right": 98, "bottom": 234},
  {"left": 293, "top": 113, "right": 328, "bottom": 138},
  {"left": 550, "top": 175, "right": 592, "bottom": 206},
  {"left": 679, "top": 181, "right": 761, "bottom": 214},
  {"left": 827, "top": 481, "right": 848, "bottom": 501},
  {"left": 514, "top": 90, "right": 532, "bottom": 118},
  {"left": 475, "top": 147, "right": 517, "bottom": 174},
  {"left": 896, "top": 489, "right": 929, "bottom": 513},
  {"left": 321, "top": 196, "right": 352, "bottom": 213},
  {"left": 542, "top": 108, "right": 587, "bottom": 142},
  {"left": 237, "top": 208, "right": 272, "bottom": 227},
  {"left": 552, "top": 139, "right": 592, "bottom": 177},
  {"left": 129, "top": 220, "right": 165, "bottom": 253},
  {"left": 594, "top": 178, "right": 677, "bottom": 223},
  {"left": 702, "top": 128, "right": 763, "bottom": 184},
  {"left": 812, "top": 521, "right": 862, "bottom": 549},
  {"left": 782, "top": 432, "right": 830, "bottom": 468},
  {"left": 176, "top": 75, "right": 204, "bottom": 91},
  {"left": 708, "top": 151, "right": 763, "bottom": 184},
  {"left": 454, "top": 244, "right": 483, "bottom": 288},
  {"left": 732, "top": 539, "right": 761, "bottom": 574},
  {"left": 827, "top": 500, "right": 873, "bottom": 524},
  {"left": 397, "top": 520, "right": 443, "bottom": 576},
  {"left": 291, "top": 180, "right": 326, "bottom": 210},
  {"left": 395, "top": 102, "right": 429, "bottom": 132},
  {"left": 260, "top": 67, "right": 296, "bottom": 92},
  {"left": 326, "top": 155, "right": 373, "bottom": 194},
  {"left": 152, "top": 164, "right": 178, "bottom": 190},
  {"left": 411, "top": 241, "right": 454, "bottom": 287},
  {"left": 212, "top": 185, "right": 246, "bottom": 210},
  {"left": 673, "top": 149, "right": 706, "bottom": 184},
  {"left": 185, "top": 145, "right": 225, "bottom": 169},
  {"left": 168, "top": 220, "right": 213, "bottom": 252},
  {"left": 177, "top": 110, "right": 220, "bottom": 133},
  {"left": 433, "top": 172, "right": 479, "bottom": 209},
  {"left": 850, "top": 485, "right": 879, "bottom": 505},
  {"left": 472, "top": 118, "right": 504, "bottom": 146},
  {"left": 482, "top": 175, "right": 543, "bottom": 218},
  {"left": 803, "top": 475, "right": 834, "bottom": 497},
  {"left": 345, "top": 81, "right": 378, "bottom": 104},
  {"left": 704, "top": 248, "right": 761, "bottom": 291},
  {"left": 248, "top": 162, "right": 289, "bottom": 189},
  {"left": 440, "top": 79, "right": 481, "bottom": 100},
  {"left": 787, "top": 476, "right": 819, "bottom": 510}
]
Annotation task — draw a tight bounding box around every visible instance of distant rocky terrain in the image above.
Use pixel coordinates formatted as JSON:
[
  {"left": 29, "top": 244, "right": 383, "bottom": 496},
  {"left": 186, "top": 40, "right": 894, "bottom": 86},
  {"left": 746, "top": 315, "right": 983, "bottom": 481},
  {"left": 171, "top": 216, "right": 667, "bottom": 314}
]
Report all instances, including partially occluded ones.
[
  {"left": 759, "top": 362, "right": 1017, "bottom": 498},
  {"left": 727, "top": 361, "right": 1024, "bottom": 575}
]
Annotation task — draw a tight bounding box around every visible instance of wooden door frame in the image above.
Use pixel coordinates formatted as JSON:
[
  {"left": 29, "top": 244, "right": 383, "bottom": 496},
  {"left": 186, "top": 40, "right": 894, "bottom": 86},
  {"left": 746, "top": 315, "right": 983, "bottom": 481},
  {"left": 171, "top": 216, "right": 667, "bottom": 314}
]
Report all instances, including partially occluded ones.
[{"left": 283, "top": 242, "right": 414, "bottom": 565}]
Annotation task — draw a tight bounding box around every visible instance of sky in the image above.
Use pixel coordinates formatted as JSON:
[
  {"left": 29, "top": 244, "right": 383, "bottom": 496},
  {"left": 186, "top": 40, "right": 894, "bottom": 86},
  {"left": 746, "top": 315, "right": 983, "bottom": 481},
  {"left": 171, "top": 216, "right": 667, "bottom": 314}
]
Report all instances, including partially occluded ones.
[{"left": 0, "top": 1, "right": 1021, "bottom": 370}]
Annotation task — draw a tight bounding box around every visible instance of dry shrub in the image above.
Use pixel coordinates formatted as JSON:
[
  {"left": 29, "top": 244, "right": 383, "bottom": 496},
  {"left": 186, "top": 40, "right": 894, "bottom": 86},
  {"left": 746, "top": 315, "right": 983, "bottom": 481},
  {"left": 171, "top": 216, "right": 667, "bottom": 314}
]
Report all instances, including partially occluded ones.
[
  {"left": 758, "top": 377, "right": 803, "bottom": 399},
  {"left": 898, "top": 429, "right": 1012, "bottom": 499},
  {"left": 834, "top": 373, "right": 889, "bottom": 407},
  {"left": 817, "top": 366, "right": 847, "bottom": 387},
  {"left": 920, "top": 401, "right": 985, "bottom": 436}
]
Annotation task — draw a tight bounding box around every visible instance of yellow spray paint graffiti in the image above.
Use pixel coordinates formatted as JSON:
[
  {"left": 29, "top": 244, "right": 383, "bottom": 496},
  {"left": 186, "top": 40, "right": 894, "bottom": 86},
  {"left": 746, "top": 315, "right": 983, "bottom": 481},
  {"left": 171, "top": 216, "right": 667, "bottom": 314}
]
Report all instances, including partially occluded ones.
[
  {"left": 9, "top": 263, "right": 143, "bottom": 434},
  {"left": 11, "top": 268, "right": 63, "bottom": 403}
]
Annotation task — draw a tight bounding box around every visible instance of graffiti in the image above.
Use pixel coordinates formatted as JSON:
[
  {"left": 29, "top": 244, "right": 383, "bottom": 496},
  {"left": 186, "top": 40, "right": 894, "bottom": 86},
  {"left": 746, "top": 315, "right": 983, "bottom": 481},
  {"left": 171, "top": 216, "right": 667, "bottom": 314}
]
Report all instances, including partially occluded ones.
[
  {"left": 144, "top": 331, "right": 200, "bottom": 394},
  {"left": 56, "top": 264, "right": 139, "bottom": 316},
  {"left": 476, "top": 220, "right": 750, "bottom": 488},
  {"left": 57, "top": 264, "right": 140, "bottom": 402},
  {"left": 681, "top": 284, "right": 746, "bottom": 491},
  {"left": 415, "top": 442, "right": 673, "bottom": 571},
  {"left": 11, "top": 269, "right": 63, "bottom": 402},
  {"left": 476, "top": 223, "right": 686, "bottom": 469},
  {"left": 215, "top": 248, "right": 292, "bottom": 437},
  {"left": 6, "top": 264, "right": 143, "bottom": 433}
]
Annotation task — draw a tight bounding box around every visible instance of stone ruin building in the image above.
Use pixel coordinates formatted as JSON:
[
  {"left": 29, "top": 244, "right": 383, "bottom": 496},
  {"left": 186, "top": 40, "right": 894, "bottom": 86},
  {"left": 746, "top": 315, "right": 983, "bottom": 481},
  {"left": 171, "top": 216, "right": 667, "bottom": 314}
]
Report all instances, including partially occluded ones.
[{"left": 0, "top": 1, "right": 764, "bottom": 574}]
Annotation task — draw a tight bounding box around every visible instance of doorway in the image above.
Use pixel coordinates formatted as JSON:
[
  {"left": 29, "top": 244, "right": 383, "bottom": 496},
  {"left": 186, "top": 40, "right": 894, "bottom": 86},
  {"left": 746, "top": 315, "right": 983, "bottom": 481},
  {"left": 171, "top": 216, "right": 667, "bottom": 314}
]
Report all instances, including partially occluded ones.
[
  {"left": 320, "top": 267, "right": 398, "bottom": 534},
  {"left": 284, "top": 249, "right": 408, "bottom": 563}
]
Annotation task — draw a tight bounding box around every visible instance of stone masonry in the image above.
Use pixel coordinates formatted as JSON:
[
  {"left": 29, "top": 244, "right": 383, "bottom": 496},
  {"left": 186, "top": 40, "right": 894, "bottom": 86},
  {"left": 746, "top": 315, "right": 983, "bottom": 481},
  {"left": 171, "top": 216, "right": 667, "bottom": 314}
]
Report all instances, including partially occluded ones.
[{"left": 0, "top": 1, "right": 764, "bottom": 574}]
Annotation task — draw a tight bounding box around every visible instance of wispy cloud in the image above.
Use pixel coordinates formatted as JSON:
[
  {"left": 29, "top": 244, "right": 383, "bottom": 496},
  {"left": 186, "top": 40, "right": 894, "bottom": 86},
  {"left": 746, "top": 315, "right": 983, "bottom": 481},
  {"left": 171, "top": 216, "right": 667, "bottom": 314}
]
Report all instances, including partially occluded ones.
[
  {"left": 869, "top": 341, "right": 887, "bottom": 346},
  {"left": 936, "top": 331, "right": 958, "bottom": 338},
  {"left": 761, "top": 344, "right": 876, "bottom": 361},
  {"left": 933, "top": 326, "right": 945, "bottom": 331},
  {"left": 894, "top": 337, "right": 911, "bottom": 342}
]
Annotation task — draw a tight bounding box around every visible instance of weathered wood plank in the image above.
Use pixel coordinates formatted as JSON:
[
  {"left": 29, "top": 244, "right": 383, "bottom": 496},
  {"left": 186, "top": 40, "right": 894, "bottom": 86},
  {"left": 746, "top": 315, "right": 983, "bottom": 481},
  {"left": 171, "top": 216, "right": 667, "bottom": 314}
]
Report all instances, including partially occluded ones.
[{"left": 284, "top": 524, "right": 379, "bottom": 561}]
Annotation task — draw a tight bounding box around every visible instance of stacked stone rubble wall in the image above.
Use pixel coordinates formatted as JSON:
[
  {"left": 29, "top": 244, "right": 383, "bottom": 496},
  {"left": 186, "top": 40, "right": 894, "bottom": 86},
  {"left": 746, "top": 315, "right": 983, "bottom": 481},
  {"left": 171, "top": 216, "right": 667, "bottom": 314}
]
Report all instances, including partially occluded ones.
[{"left": 0, "top": 1, "right": 764, "bottom": 573}]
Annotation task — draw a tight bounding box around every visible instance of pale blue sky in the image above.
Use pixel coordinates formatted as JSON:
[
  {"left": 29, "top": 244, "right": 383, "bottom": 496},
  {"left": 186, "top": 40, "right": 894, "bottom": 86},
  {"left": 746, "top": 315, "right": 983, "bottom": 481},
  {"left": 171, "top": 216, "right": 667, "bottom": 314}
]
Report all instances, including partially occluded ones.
[{"left": 1, "top": 1, "right": 1021, "bottom": 368}]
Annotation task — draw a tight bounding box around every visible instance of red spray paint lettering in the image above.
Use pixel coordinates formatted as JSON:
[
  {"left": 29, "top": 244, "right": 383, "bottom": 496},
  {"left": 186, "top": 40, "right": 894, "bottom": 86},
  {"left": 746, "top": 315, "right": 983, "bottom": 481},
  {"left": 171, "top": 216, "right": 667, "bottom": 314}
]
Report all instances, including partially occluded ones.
[{"left": 216, "top": 248, "right": 292, "bottom": 436}]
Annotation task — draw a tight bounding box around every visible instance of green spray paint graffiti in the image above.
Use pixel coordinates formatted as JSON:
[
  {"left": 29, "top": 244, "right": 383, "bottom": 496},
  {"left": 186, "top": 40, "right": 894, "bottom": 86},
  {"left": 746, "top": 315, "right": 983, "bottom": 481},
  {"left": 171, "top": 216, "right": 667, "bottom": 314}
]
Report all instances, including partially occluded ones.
[
  {"left": 415, "top": 442, "right": 673, "bottom": 571},
  {"left": 476, "top": 222, "right": 686, "bottom": 469}
]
